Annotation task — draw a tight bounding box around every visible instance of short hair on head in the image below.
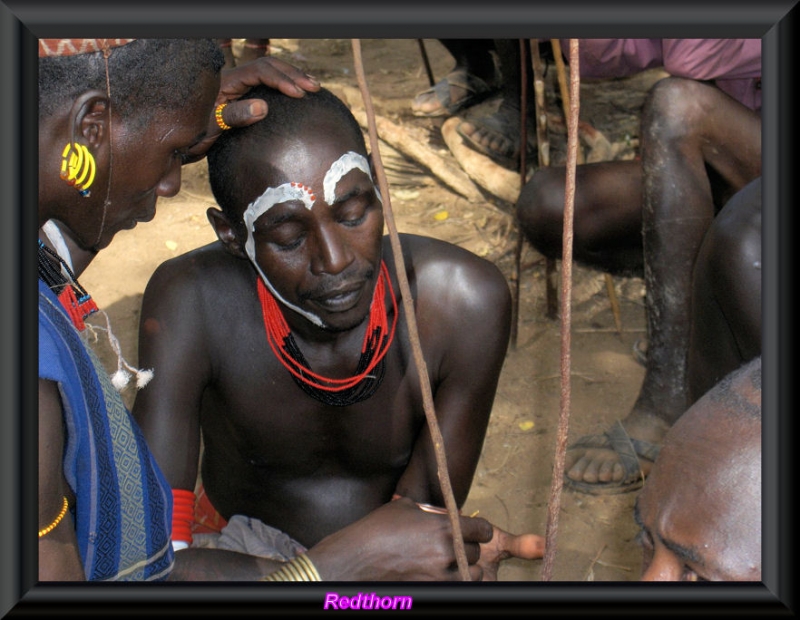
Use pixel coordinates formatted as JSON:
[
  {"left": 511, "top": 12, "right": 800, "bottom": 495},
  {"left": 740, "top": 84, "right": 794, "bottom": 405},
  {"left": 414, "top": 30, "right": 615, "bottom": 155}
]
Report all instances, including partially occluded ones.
[
  {"left": 207, "top": 85, "right": 367, "bottom": 222},
  {"left": 39, "top": 39, "right": 224, "bottom": 126}
]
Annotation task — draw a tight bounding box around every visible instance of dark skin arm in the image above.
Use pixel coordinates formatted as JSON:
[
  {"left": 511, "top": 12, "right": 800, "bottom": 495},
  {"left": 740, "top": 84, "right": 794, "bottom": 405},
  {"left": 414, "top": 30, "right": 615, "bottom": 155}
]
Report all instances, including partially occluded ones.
[
  {"left": 392, "top": 236, "right": 512, "bottom": 508},
  {"left": 166, "top": 497, "right": 493, "bottom": 581},
  {"left": 133, "top": 256, "right": 211, "bottom": 492},
  {"left": 390, "top": 236, "right": 544, "bottom": 579},
  {"left": 38, "top": 379, "right": 84, "bottom": 580}
]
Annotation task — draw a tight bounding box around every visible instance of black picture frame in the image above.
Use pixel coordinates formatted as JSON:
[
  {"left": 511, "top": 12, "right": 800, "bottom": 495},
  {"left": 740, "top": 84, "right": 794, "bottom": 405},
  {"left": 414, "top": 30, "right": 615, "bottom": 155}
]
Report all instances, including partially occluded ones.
[{"left": 3, "top": 1, "right": 795, "bottom": 616}]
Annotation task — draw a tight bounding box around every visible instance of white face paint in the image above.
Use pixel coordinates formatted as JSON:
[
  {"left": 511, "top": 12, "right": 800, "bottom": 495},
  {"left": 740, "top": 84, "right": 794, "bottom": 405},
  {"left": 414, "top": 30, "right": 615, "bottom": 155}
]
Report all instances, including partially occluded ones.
[{"left": 242, "top": 151, "right": 380, "bottom": 327}]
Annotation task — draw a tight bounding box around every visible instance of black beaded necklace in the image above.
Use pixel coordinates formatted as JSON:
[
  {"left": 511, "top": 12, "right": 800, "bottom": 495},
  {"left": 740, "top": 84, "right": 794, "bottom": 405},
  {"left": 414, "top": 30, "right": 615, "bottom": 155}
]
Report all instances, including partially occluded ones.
[{"left": 38, "top": 239, "right": 98, "bottom": 331}]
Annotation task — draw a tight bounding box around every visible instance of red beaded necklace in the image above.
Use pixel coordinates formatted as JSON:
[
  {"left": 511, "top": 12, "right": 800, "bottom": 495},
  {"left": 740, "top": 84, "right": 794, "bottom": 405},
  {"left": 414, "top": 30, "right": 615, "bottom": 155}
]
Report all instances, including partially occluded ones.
[{"left": 258, "top": 261, "right": 398, "bottom": 406}]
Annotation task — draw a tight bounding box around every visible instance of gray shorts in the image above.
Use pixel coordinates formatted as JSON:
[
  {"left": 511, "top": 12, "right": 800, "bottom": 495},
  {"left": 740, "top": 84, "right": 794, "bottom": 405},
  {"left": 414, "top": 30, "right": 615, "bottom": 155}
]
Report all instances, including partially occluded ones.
[{"left": 192, "top": 514, "right": 307, "bottom": 562}]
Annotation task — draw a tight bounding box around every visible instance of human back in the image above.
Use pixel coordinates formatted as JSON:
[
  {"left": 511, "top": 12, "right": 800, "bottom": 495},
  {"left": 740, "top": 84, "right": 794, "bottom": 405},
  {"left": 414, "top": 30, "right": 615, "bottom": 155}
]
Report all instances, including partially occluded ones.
[{"left": 134, "top": 85, "right": 512, "bottom": 549}]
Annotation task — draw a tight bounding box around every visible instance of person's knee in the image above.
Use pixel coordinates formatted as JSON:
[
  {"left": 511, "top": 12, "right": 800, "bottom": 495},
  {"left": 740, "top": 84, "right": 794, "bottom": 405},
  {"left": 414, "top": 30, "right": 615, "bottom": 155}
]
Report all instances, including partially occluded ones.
[
  {"left": 516, "top": 169, "right": 565, "bottom": 255},
  {"left": 643, "top": 77, "right": 710, "bottom": 142}
]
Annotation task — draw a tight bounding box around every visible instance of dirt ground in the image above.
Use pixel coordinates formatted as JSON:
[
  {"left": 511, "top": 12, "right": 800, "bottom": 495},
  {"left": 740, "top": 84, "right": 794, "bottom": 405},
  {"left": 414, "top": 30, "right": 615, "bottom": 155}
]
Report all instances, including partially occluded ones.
[{"left": 80, "top": 39, "right": 670, "bottom": 582}]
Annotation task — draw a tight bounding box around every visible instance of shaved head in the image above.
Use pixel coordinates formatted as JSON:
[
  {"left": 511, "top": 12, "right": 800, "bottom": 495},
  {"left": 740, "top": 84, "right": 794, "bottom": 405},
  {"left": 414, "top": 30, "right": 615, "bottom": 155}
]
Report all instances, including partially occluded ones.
[{"left": 635, "top": 357, "right": 761, "bottom": 581}]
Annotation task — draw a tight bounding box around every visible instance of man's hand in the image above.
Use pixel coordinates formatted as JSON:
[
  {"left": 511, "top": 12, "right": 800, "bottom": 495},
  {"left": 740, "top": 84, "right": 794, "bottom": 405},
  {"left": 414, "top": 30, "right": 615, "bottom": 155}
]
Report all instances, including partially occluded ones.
[
  {"left": 307, "top": 497, "right": 494, "bottom": 581},
  {"left": 187, "top": 56, "right": 321, "bottom": 161}
]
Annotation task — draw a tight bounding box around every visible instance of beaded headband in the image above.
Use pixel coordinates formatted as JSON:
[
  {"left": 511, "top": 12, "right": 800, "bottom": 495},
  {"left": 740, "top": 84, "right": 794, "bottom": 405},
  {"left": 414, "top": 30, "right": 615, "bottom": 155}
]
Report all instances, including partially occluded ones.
[{"left": 38, "top": 39, "right": 136, "bottom": 58}]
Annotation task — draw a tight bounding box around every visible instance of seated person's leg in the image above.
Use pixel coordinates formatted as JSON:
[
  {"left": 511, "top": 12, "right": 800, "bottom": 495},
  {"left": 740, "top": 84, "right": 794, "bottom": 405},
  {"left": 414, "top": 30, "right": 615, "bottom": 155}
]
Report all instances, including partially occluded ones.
[
  {"left": 516, "top": 159, "right": 643, "bottom": 277},
  {"left": 455, "top": 39, "right": 533, "bottom": 169},
  {"left": 565, "top": 77, "right": 761, "bottom": 494},
  {"left": 688, "top": 177, "right": 761, "bottom": 402}
]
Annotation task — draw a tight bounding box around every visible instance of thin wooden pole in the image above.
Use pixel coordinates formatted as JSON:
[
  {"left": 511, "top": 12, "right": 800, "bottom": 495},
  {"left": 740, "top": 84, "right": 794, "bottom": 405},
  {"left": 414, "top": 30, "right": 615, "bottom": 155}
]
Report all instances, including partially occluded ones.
[
  {"left": 552, "top": 39, "right": 622, "bottom": 335},
  {"left": 417, "top": 39, "right": 436, "bottom": 87},
  {"left": 541, "top": 37, "right": 580, "bottom": 582},
  {"left": 528, "top": 41, "right": 559, "bottom": 321},
  {"left": 510, "top": 39, "right": 530, "bottom": 350},
  {"left": 351, "top": 39, "right": 471, "bottom": 581}
]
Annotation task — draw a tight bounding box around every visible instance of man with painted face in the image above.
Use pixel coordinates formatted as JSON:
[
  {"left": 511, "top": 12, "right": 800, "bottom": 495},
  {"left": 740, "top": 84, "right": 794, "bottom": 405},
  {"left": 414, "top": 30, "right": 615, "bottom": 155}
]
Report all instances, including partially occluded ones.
[
  {"left": 634, "top": 356, "right": 761, "bottom": 581},
  {"left": 133, "top": 85, "right": 544, "bottom": 580}
]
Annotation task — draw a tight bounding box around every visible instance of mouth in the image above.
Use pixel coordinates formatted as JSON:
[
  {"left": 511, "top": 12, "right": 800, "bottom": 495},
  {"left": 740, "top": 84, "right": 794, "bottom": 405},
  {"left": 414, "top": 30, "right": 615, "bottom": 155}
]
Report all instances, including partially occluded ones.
[{"left": 310, "top": 283, "right": 365, "bottom": 313}]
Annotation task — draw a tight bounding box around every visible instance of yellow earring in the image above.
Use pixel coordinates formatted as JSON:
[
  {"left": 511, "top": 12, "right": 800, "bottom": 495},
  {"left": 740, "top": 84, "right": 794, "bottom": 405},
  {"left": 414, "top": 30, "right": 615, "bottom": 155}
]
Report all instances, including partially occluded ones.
[{"left": 60, "top": 143, "right": 96, "bottom": 197}]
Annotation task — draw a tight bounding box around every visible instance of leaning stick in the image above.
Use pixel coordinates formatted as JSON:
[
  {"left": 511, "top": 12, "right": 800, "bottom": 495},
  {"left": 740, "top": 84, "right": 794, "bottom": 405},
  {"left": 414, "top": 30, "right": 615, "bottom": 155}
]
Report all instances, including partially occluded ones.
[
  {"left": 510, "top": 38, "right": 530, "bottom": 350},
  {"left": 530, "top": 41, "right": 559, "bottom": 321},
  {"left": 351, "top": 39, "right": 471, "bottom": 582},
  {"left": 541, "top": 38, "right": 580, "bottom": 582},
  {"left": 416, "top": 39, "right": 436, "bottom": 87},
  {"left": 550, "top": 39, "right": 584, "bottom": 166},
  {"left": 552, "top": 39, "right": 622, "bottom": 335}
]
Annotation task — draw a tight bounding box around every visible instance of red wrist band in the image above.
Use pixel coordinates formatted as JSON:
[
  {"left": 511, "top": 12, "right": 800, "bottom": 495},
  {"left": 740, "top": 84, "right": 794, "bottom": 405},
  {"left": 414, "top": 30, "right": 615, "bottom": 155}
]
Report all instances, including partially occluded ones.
[{"left": 172, "top": 489, "right": 196, "bottom": 545}]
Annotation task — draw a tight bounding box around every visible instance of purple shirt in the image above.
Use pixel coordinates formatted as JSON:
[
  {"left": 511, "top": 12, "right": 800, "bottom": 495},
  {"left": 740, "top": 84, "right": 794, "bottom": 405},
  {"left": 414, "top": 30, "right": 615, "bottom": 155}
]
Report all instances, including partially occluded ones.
[{"left": 560, "top": 39, "right": 761, "bottom": 111}]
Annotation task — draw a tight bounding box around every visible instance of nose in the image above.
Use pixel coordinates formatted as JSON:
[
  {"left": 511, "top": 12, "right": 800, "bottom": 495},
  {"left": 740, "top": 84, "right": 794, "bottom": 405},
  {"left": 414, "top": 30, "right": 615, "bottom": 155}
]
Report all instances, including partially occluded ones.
[
  {"left": 155, "top": 158, "right": 183, "bottom": 198},
  {"left": 309, "top": 223, "right": 354, "bottom": 276}
]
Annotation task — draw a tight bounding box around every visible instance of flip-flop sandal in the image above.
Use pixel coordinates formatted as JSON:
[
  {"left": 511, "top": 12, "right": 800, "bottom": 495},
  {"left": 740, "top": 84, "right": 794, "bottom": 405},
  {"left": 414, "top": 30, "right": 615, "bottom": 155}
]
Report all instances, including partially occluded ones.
[
  {"left": 455, "top": 109, "right": 537, "bottom": 170},
  {"left": 411, "top": 69, "right": 498, "bottom": 118},
  {"left": 563, "top": 420, "right": 661, "bottom": 496}
]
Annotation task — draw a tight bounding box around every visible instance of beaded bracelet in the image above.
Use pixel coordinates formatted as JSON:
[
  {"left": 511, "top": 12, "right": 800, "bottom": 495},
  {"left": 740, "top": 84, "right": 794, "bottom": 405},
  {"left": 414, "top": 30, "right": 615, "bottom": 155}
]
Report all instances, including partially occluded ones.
[
  {"left": 260, "top": 553, "right": 322, "bottom": 582},
  {"left": 39, "top": 496, "right": 69, "bottom": 538},
  {"left": 215, "top": 103, "right": 231, "bottom": 131}
]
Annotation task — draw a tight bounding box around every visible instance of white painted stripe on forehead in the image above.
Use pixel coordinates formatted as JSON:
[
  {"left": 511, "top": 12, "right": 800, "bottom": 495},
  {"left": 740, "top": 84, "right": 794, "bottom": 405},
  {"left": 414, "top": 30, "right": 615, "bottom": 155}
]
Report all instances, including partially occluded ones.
[{"left": 323, "top": 151, "right": 373, "bottom": 206}]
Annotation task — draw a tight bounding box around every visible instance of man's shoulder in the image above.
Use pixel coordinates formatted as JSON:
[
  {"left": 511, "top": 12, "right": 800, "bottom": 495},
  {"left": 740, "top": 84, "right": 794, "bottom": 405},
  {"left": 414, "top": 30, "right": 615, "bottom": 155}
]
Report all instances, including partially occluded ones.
[
  {"left": 152, "top": 242, "right": 247, "bottom": 282},
  {"left": 146, "top": 241, "right": 253, "bottom": 301},
  {"left": 390, "top": 233, "right": 510, "bottom": 304},
  {"left": 394, "top": 233, "right": 504, "bottom": 275}
]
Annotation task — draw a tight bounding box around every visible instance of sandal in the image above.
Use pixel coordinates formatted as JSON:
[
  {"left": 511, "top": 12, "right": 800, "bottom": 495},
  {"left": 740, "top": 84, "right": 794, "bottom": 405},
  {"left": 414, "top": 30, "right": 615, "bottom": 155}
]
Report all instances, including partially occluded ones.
[
  {"left": 411, "top": 68, "right": 498, "bottom": 118},
  {"left": 563, "top": 420, "right": 661, "bottom": 496},
  {"left": 456, "top": 107, "right": 537, "bottom": 170}
]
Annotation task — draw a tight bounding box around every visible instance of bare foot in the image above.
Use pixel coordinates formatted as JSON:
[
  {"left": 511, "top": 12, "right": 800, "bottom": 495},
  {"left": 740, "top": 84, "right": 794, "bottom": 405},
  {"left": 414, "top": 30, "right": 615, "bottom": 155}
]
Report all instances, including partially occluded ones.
[{"left": 564, "top": 413, "right": 669, "bottom": 493}]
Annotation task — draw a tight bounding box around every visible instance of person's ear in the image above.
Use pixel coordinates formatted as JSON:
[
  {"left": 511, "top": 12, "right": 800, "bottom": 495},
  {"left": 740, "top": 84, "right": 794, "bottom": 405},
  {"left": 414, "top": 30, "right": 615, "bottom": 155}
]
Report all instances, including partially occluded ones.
[
  {"left": 72, "top": 90, "right": 111, "bottom": 151},
  {"left": 207, "top": 207, "right": 248, "bottom": 258}
]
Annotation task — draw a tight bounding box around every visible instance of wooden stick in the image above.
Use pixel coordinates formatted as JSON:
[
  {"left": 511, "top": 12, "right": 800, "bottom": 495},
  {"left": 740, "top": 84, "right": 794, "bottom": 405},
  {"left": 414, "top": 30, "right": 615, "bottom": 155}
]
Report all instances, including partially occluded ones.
[
  {"left": 344, "top": 102, "right": 485, "bottom": 204},
  {"left": 552, "top": 39, "right": 622, "bottom": 332},
  {"left": 351, "top": 39, "right": 471, "bottom": 582},
  {"left": 530, "top": 41, "right": 559, "bottom": 321},
  {"left": 551, "top": 39, "right": 584, "bottom": 166},
  {"left": 510, "top": 39, "right": 530, "bottom": 351},
  {"left": 416, "top": 39, "right": 436, "bottom": 87},
  {"left": 604, "top": 273, "right": 623, "bottom": 336},
  {"left": 541, "top": 38, "right": 580, "bottom": 583}
]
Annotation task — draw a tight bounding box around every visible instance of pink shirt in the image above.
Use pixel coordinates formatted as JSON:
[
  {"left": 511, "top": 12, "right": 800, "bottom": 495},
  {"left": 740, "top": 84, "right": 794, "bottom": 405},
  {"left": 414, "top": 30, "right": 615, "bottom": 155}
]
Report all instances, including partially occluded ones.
[{"left": 560, "top": 39, "right": 761, "bottom": 111}]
